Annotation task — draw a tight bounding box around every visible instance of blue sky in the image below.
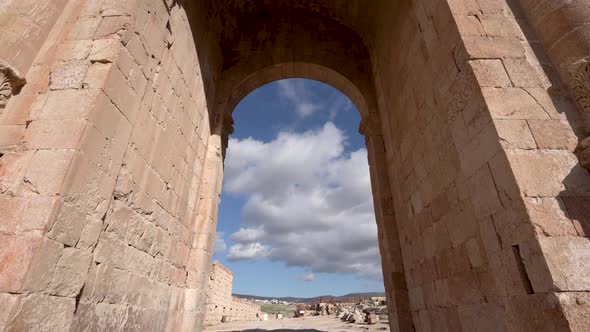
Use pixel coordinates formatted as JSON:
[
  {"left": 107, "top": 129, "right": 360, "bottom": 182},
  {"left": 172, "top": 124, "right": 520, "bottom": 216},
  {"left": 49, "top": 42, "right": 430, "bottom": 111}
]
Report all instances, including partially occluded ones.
[{"left": 212, "top": 79, "right": 384, "bottom": 298}]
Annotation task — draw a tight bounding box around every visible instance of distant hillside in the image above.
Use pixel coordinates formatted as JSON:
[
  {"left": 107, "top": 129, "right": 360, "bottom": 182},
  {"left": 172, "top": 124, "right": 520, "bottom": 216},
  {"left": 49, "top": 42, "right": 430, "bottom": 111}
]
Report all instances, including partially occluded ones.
[{"left": 233, "top": 292, "right": 385, "bottom": 304}]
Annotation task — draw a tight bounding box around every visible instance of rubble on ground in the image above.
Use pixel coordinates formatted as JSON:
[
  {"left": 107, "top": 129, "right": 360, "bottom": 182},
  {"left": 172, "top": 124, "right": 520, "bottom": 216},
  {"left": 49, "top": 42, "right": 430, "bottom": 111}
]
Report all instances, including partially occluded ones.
[{"left": 334, "top": 303, "right": 387, "bottom": 325}]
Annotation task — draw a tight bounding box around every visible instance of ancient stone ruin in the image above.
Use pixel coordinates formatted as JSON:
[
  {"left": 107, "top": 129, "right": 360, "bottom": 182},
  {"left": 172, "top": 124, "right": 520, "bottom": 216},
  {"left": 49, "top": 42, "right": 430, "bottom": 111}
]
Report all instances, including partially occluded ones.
[
  {"left": 203, "top": 261, "right": 261, "bottom": 325},
  {"left": 0, "top": 0, "right": 590, "bottom": 331}
]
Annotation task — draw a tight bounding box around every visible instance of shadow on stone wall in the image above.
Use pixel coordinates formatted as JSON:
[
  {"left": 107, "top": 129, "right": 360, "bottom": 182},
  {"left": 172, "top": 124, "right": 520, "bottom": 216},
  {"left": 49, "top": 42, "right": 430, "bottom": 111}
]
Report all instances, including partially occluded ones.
[{"left": 507, "top": 0, "right": 590, "bottom": 301}]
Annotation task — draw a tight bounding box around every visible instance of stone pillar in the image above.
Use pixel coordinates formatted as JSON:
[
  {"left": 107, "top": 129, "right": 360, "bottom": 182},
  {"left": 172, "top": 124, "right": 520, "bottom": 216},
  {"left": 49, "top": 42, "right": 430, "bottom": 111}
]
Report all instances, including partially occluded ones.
[
  {"left": 449, "top": 0, "right": 590, "bottom": 330},
  {"left": 516, "top": 0, "right": 590, "bottom": 168},
  {"left": 361, "top": 115, "right": 412, "bottom": 332},
  {"left": 186, "top": 113, "right": 226, "bottom": 329},
  {"left": 1, "top": 0, "right": 217, "bottom": 330}
]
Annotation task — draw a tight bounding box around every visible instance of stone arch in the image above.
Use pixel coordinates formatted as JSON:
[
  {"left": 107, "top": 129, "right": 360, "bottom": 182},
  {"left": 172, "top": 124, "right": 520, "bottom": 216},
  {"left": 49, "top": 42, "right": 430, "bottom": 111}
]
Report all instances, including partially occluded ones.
[
  {"left": 208, "top": 3, "right": 379, "bottom": 130},
  {"left": 204, "top": 4, "right": 412, "bottom": 330},
  {"left": 222, "top": 62, "right": 371, "bottom": 119}
]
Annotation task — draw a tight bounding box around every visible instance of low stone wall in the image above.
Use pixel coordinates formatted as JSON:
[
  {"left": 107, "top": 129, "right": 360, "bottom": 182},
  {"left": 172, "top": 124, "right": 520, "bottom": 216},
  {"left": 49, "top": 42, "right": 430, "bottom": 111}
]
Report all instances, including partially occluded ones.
[
  {"left": 228, "top": 297, "right": 261, "bottom": 322},
  {"left": 204, "top": 262, "right": 260, "bottom": 325}
]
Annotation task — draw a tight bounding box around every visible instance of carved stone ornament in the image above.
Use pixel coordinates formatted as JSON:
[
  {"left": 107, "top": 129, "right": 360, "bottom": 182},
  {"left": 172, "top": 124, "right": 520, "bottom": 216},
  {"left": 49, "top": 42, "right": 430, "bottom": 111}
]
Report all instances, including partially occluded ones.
[
  {"left": 571, "top": 59, "right": 590, "bottom": 170},
  {"left": 571, "top": 59, "right": 590, "bottom": 113},
  {"left": 0, "top": 61, "right": 26, "bottom": 109}
]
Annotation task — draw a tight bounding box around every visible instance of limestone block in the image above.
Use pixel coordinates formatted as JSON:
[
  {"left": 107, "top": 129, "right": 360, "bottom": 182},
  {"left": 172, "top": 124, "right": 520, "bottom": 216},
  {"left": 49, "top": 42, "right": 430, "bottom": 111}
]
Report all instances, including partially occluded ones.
[
  {"left": 480, "top": 17, "right": 524, "bottom": 40},
  {"left": 466, "top": 163, "right": 503, "bottom": 219},
  {"left": 129, "top": 65, "right": 148, "bottom": 96},
  {"left": 89, "top": 38, "right": 121, "bottom": 63},
  {"left": 0, "top": 293, "right": 20, "bottom": 329},
  {"left": 457, "top": 123, "right": 501, "bottom": 178},
  {"left": 506, "top": 149, "right": 590, "bottom": 197},
  {"left": 93, "top": 302, "right": 129, "bottom": 330},
  {"left": 4, "top": 294, "right": 74, "bottom": 331},
  {"left": 482, "top": 87, "right": 552, "bottom": 120},
  {"left": 69, "top": 17, "right": 101, "bottom": 40},
  {"left": 61, "top": 153, "right": 116, "bottom": 217},
  {"left": 47, "top": 203, "right": 87, "bottom": 247},
  {"left": 446, "top": 208, "right": 478, "bottom": 248},
  {"left": 0, "top": 234, "right": 39, "bottom": 292},
  {"left": 102, "top": 65, "right": 139, "bottom": 122},
  {"left": 95, "top": 16, "right": 131, "bottom": 39},
  {"left": 448, "top": 272, "right": 484, "bottom": 305},
  {"left": 84, "top": 62, "right": 113, "bottom": 88},
  {"left": 478, "top": 216, "right": 502, "bottom": 254},
  {"left": 21, "top": 238, "right": 63, "bottom": 292},
  {"left": 48, "top": 247, "right": 93, "bottom": 297},
  {"left": 494, "top": 119, "right": 537, "bottom": 149},
  {"left": 465, "top": 237, "right": 485, "bottom": 268},
  {"left": 470, "top": 59, "right": 511, "bottom": 87},
  {"left": 524, "top": 197, "right": 577, "bottom": 237},
  {"left": 557, "top": 292, "right": 590, "bottom": 332},
  {"left": 29, "top": 88, "right": 100, "bottom": 120},
  {"left": 538, "top": 237, "right": 590, "bottom": 291},
  {"left": 457, "top": 303, "right": 507, "bottom": 332},
  {"left": 25, "top": 149, "right": 76, "bottom": 195},
  {"left": 58, "top": 40, "right": 93, "bottom": 61},
  {"left": 454, "top": 15, "right": 486, "bottom": 37},
  {"left": 0, "top": 151, "right": 33, "bottom": 195},
  {"left": 503, "top": 58, "right": 549, "bottom": 88},
  {"left": 93, "top": 231, "right": 126, "bottom": 266},
  {"left": 50, "top": 61, "right": 89, "bottom": 90},
  {"left": 24, "top": 119, "right": 86, "bottom": 149},
  {"left": 463, "top": 37, "right": 525, "bottom": 59},
  {"left": 77, "top": 215, "right": 103, "bottom": 250},
  {"left": 528, "top": 119, "right": 578, "bottom": 150},
  {"left": 126, "top": 35, "right": 149, "bottom": 67},
  {"left": 116, "top": 47, "right": 134, "bottom": 78}
]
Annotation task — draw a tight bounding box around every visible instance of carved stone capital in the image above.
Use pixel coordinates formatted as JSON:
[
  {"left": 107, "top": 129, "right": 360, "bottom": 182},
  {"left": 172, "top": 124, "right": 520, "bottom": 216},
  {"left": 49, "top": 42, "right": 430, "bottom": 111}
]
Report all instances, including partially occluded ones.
[
  {"left": 0, "top": 61, "right": 26, "bottom": 109},
  {"left": 569, "top": 57, "right": 590, "bottom": 114},
  {"left": 577, "top": 136, "right": 590, "bottom": 170}
]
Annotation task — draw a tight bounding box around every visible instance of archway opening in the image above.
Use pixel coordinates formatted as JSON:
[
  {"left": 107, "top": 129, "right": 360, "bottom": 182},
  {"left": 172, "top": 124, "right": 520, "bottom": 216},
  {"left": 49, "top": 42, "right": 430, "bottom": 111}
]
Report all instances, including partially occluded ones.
[{"left": 207, "top": 78, "right": 388, "bottom": 326}]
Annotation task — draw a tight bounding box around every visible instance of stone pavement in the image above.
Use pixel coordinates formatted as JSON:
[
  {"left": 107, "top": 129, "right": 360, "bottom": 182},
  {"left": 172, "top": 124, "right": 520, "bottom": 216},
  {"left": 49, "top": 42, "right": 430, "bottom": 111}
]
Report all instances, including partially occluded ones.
[{"left": 203, "top": 315, "right": 390, "bottom": 332}]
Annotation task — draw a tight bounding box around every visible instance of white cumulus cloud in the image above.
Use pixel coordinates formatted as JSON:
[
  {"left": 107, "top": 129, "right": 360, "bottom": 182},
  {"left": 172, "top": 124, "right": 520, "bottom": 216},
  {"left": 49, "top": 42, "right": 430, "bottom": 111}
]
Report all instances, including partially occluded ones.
[
  {"left": 214, "top": 232, "right": 227, "bottom": 254},
  {"left": 223, "top": 122, "right": 382, "bottom": 280},
  {"left": 230, "top": 227, "right": 266, "bottom": 243},
  {"left": 302, "top": 273, "right": 315, "bottom": 282},
  {"left": 227, "top": 242, "right": 271, "bottom": 261}
]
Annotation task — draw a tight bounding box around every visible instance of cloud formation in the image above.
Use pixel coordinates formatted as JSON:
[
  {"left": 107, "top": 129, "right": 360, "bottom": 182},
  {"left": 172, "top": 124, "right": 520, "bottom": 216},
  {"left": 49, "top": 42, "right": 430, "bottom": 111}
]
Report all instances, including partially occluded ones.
[
  {"left": 302, "top": 273, "right": 315, "bottom": 282},
  {"left": 224, "top": 123, "right": 382, "bottom": 280},
  {"left": 227, "top": 243, "right": 271, "bottom": 261},
  {"left": 276, "top": 79, "right": 353, "bottom": 119},
  {"left": 214, "top": 232, "right": 227, "bottom": 254}
]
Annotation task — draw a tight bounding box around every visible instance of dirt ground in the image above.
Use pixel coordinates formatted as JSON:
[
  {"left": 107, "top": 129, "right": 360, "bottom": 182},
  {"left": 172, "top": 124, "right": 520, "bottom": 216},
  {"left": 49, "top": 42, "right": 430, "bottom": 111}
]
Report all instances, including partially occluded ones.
[{"left": 202, "top": 315, "right": 391, "bottom": 332}]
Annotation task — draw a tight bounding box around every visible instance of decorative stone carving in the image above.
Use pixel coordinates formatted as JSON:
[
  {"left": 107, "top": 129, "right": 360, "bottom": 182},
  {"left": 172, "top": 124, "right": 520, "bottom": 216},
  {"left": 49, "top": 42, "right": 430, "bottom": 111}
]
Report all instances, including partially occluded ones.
[
  {"left": 0, "top": 61, "right": 26, "bottom": 109},
  {"left": 571, "top": 59, "right": 590, "bottom": 113},
  {"left": 578, "top": 136, "right": 590, "bottom": 169},
  {"left": 570, "top": 59, "right": 590, "bottom": 170}
]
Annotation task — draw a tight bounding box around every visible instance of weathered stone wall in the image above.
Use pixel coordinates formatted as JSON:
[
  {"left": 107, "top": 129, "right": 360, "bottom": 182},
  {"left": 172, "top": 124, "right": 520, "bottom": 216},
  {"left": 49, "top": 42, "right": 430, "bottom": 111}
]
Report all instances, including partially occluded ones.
[
  {"left": 370, "top": 0, "right": 590, "bottom": 331},
  {"left": 228, "top": 297, "right": 262, "bottom": 323},
  {"left": 203, "top": 262, "right": 233, "bottom": 325},
  {"left": 204, "top": 262, "right": 261, "bottom": 325},
  {"left": 1, "top": 0, "right": 219, "bottom": 330}
]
